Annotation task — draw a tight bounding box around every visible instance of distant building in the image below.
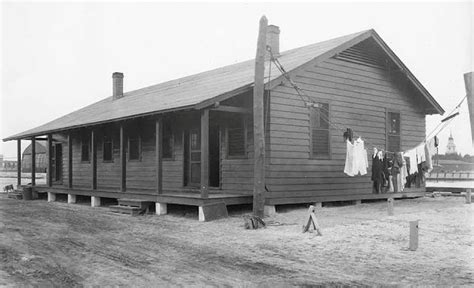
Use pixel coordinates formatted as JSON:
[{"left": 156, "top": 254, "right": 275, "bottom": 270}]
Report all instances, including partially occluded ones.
[
  {"left": 22, "top": 142, "right": 47, "bottom": 173},
  {"left": 446, "top": 131, "right": 457, "bottom": 155}
]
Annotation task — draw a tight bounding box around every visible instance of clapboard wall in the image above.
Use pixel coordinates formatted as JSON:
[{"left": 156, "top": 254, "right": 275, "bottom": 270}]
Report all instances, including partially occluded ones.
[{"left": 266, "top": 54, "right": 426, "bottom": 205}]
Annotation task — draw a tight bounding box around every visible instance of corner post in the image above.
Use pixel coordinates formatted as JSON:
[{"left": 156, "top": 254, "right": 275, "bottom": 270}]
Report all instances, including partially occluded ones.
[
  {"left": 91, "top": 129, "right": 97, "bottom": 190},
  {"left": 253, "top": 16, "right": 268, "bottom": 218},
  {"left": 17, "top": 139, "right": 21, "bottom": 188},
  {"left": 200, "top": 109, "right": 209, "bottom": 199},
  {"left": 155, "top": 118, "right": 163, "bottom": 195},
  {"left": 31, "top": 137, "right": 36, "bottom": 187},
  {"left": 47, "top": 134, "right": 53, "bottom": 187},
  {"left": 120, "top": 124, "right": 126, "bottom": 192},
  {"left": 68, "top": 133, "right": 73, "bottom": 188}
]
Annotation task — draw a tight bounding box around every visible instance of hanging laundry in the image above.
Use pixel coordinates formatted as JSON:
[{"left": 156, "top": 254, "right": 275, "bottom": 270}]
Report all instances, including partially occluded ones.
[
  {"left": 405, "top": 148, "right": 418, "bottom": 175},
  {"left": 344, "top": 140, "right": 355, "bottom": 176},
  {"left": 344, "top": 138, "right": 368, "bottom": 176},
  {"left": 400, "top": 154, "right": 408, "bottom": 190},
  {"left": 371, "top": 150, "right": 384, "bottom": 193},
  {"left": 353, "top": 138, "right": 368, "bottom": 176},
  {"left": 424, "top": 138, "right": 436, "bottom": 173},
  {"left": 416, "top": 144, "right": 425, "bottom": 164}
]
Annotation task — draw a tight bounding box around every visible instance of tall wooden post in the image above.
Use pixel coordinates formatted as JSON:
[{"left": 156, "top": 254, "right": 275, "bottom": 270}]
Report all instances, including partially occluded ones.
[
  {"left": 464, "top": 72, "right": 473, "bottom": 145},
  {"left": 155, "top": 118, "right": 163, "bottom": 195},
  {"left": 120, "top": 124, "right": 126, "bottom": 192},
  {"left": 68, "top": 133, "right": 73, "bottom": 188},
  {"left": 17, "top": 139, "right": 21, "bottom": 187},
  {"left": 253, "top": 16, "right": 267, "bottom": 218},
  {"left": 200, "top": 109, "right": 209, "bottom": 199},
  {"left": 31, "top": 137, "right": 36, "bottom": 187},
  {"left": 91, "top": 130, "right": 97, "bottom": 190},
  {"left": 47, "top": 134, "right": 53, "bottom": 187},
  {"left": 409, "top": 220, "right": 419, "bottom": 251}
]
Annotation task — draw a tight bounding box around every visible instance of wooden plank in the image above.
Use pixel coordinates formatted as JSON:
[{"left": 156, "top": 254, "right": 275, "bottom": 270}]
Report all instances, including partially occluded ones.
[
  {"left": 91, "top": 129, "right": 97, "bottom": 190},
  {"left": 156, "top": 118, "right": 163, "bottom": 195},
  {"left": 211, "top": 105, "right": 251, "bottom": 114},
  {"left": 31, "top": 137, "right": 36, "bottom": 186},
  {"left": 252, "top": 16, "right": 267, "bottom": 218},
  {"left": 200, "top": 109, "right": 209, "bottom": 198},
  {"left": 120, "top": 124, "right": 126, "bottom": 192},
  {"left": 17, "top": 140, "right": 21, "bottom": 187},
  {"left": 68, "top": 133, "right": 73, "bottom": 188}
]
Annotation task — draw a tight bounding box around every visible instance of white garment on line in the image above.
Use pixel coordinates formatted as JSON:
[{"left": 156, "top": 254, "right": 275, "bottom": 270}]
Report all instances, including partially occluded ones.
[
  {"left": 424, "top": 138, "right": 436, "bottom": 173},
  {"left": 416, "top": 144, "right": 425, "bottom": 164},
  {"left": 344, "top": 138, "right": 368, "bottom": 176},
  {"left": 405, "top": 148, "right": 418, "bottom": 174}
]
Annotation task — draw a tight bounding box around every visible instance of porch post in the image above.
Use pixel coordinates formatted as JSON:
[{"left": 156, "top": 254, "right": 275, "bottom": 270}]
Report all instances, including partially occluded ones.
[
  {"left": 253, "top": 16, "right": 267, "bottom": 218},
  {"left": 31, "top": 137, "right": 36, "bottom": 187},
  {"left": 68, "top": 133, "right": 73, "bottom": 188},
  {"left": 47, "top": 134, "right": 53, "bottom": 187},
  {"left": 17, "top": 139, "right": 21, "bottom": 188},
  {"left": 120, "top": 124, "right": 126, "bottom": 192},
  {"left": 91, "top": 129, "right": 97, "bottom": 190},
  {"left": 155, "top": 118, "right": 163, "bottom": 195},
  {"left": 200, "top": 109, "right": 209, "bottom": 199}
]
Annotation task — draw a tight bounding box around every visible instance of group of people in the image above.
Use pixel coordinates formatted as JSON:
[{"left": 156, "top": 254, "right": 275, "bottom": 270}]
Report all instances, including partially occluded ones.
[
  {"left": 343, "top": 135, "right": 438, "bottom": 194},
  {"left": 370, "top": 136, "right": 438, "bottom": 194}
]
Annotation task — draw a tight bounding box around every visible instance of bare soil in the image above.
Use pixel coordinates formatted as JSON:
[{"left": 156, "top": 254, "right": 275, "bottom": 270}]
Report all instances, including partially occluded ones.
[{"left": 0, "top": 195, "right": 472, "bottom": 287}]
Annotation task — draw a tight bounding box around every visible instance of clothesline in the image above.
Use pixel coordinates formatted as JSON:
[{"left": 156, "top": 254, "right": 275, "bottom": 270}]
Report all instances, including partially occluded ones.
[{"left": 267, "top": 49, "right": 461, "bottom": 156}]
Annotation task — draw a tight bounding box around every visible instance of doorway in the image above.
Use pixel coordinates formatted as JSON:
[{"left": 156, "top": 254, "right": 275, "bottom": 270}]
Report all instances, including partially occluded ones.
[
  {"left": 51, "top": 143, "right": 63, "bottom": 182},
  {"left": 183, "top": 126, "right": 220, "bottom": 188}
]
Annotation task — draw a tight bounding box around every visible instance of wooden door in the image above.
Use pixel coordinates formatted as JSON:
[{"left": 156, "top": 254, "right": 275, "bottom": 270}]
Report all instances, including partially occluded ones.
[
  {"left": 51, "top": 143, "right": 63, "bottom": 182},
  {"left": 184, "top": 129, "right": 201, "bottom": 187}
]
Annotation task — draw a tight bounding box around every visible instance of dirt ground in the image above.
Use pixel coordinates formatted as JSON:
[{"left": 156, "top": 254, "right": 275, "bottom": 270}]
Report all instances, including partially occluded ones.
[{"left": 0, "top": 195, "right": 472, "bottom": 287}]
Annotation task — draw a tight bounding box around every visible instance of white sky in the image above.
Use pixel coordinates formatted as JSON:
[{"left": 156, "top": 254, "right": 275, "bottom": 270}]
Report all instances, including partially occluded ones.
[{"left": 1, "top": 1, "right": 473, "bottom": 159}]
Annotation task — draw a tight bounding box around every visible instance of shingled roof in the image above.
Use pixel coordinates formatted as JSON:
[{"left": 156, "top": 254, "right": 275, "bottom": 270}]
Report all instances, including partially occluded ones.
[{"left": 4, "top": 29, "right": 444, "bottom": 141}]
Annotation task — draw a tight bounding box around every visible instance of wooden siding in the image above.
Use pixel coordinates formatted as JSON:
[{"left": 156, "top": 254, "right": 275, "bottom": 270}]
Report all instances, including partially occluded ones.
[{"left": 266, "top": 56, "right": 426, "bottom": 204}]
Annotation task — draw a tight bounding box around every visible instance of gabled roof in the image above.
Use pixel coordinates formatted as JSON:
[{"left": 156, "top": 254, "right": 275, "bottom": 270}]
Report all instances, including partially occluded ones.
[{"left": 4, "top": 29, "right": 444, "bottom": 141}]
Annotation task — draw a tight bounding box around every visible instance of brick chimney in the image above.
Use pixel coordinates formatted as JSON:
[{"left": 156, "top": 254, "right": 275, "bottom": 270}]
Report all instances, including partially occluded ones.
[
  {"left": 112, "top": 72, "right": 124, "bottom": 99},
  {"left": 266, "top": 25, "right": 280, "bottom": 57}
]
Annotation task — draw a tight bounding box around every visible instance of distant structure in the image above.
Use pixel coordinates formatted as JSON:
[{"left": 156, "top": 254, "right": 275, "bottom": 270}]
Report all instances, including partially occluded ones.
[
  {"left": 22, "top": 142, "right": 47, "bottom": 173},
  {"left": 445, "top": 131, "right": 457, "bottom": 155}
]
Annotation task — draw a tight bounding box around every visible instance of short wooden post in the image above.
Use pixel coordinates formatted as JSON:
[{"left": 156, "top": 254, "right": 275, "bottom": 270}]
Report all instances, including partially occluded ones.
[
  {"left": 387, "top": 198, "right": 394, "bottom": 215},
  {"left": 409, "top": 220, "right": 419, "bottom": 251},
  {"left": 17, "top": 139, "right": 21, "bottom": 188},
  {"left": 47, "top": 134, "right": 53, "bottom": 187},
  {"left": 252, "top": 16, "right": 267, "bottom": 218},
  {"left": 31, "top": 137, "right": 36, "bottom": 187},
  {"left": 200, "top": 109, "right": 209, "bottom": 199},
  {"left": 466, "top": 188, "right": 472, "bottom": 204}
]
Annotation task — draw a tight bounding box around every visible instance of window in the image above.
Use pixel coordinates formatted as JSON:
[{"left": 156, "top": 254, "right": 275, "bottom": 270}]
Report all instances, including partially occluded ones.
[
  {"left": 162, "top": 122, "right": 173, "bottom": 159},
  {"left": 227, "top": 116, "right": 246, "bottom": 157},
  {"left": 387, "top": 111, "right": 401, "bottom": 152},
  {"left": 81, "top": 134, "right": 90, "bottom": 162},
  {"left": 103, "top": 136, "right": 113, "bottom": 162},
  {"left": 310, "top": 103, "right": 330, "bottom": 158},
  {"left": 129, "top": 135, "right": 141, "bottom": 161}
]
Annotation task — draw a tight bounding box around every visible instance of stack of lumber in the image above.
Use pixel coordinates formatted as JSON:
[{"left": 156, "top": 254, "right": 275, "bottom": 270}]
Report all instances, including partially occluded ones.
[{"left": 109, "top": 199, "right": 153, "bottom": 216}]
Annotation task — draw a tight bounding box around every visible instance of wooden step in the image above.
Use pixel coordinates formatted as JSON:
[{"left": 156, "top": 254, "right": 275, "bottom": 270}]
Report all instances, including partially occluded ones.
[
  {"left": 118, "top": 199, "right": 154, "bottom": 209},
  {"left": 109, "top": 205, "right": 145, "bottom": 216}
]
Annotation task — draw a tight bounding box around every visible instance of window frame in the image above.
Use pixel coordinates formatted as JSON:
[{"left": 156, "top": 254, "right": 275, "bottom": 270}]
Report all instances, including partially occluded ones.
[
  {"left": 81, "top": 133, "right": 90, "bottom": 163},
  {"left": 309, "top": 101, "right": 331, "bottom": 160},
  {"left": 128, "top": 134, "right": 142, "bottom": 162},
  {"left": 226, "top": 116, "right": 248, "bottom": 159},
  {"left": 386, "top": 109, "right": 402, "bottom": 152},
  {"left": 162, "top": 121, "right": 174, "bottom": 160},
  {"left": 102, "top": 135, "right": 114, "bottom": 163}
]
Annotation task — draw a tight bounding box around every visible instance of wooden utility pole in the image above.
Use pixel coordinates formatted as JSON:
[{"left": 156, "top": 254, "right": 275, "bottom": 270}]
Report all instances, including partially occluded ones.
[
  {"left": 253, "top": 16, "right": 267, "bottom": 218},
  {"left": 464, "top": 72, "right": 473, "bottom": 145}
]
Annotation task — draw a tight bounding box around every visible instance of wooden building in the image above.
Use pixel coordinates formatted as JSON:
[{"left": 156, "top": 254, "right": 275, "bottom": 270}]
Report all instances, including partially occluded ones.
[{"left": 3, "top": 27, "right": 444, "bottom": 220}]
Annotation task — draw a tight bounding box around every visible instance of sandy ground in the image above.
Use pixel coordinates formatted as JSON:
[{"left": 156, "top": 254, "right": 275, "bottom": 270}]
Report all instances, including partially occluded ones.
[{"left": 0, "top": 195, "right": 472, "bottom": 287}]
